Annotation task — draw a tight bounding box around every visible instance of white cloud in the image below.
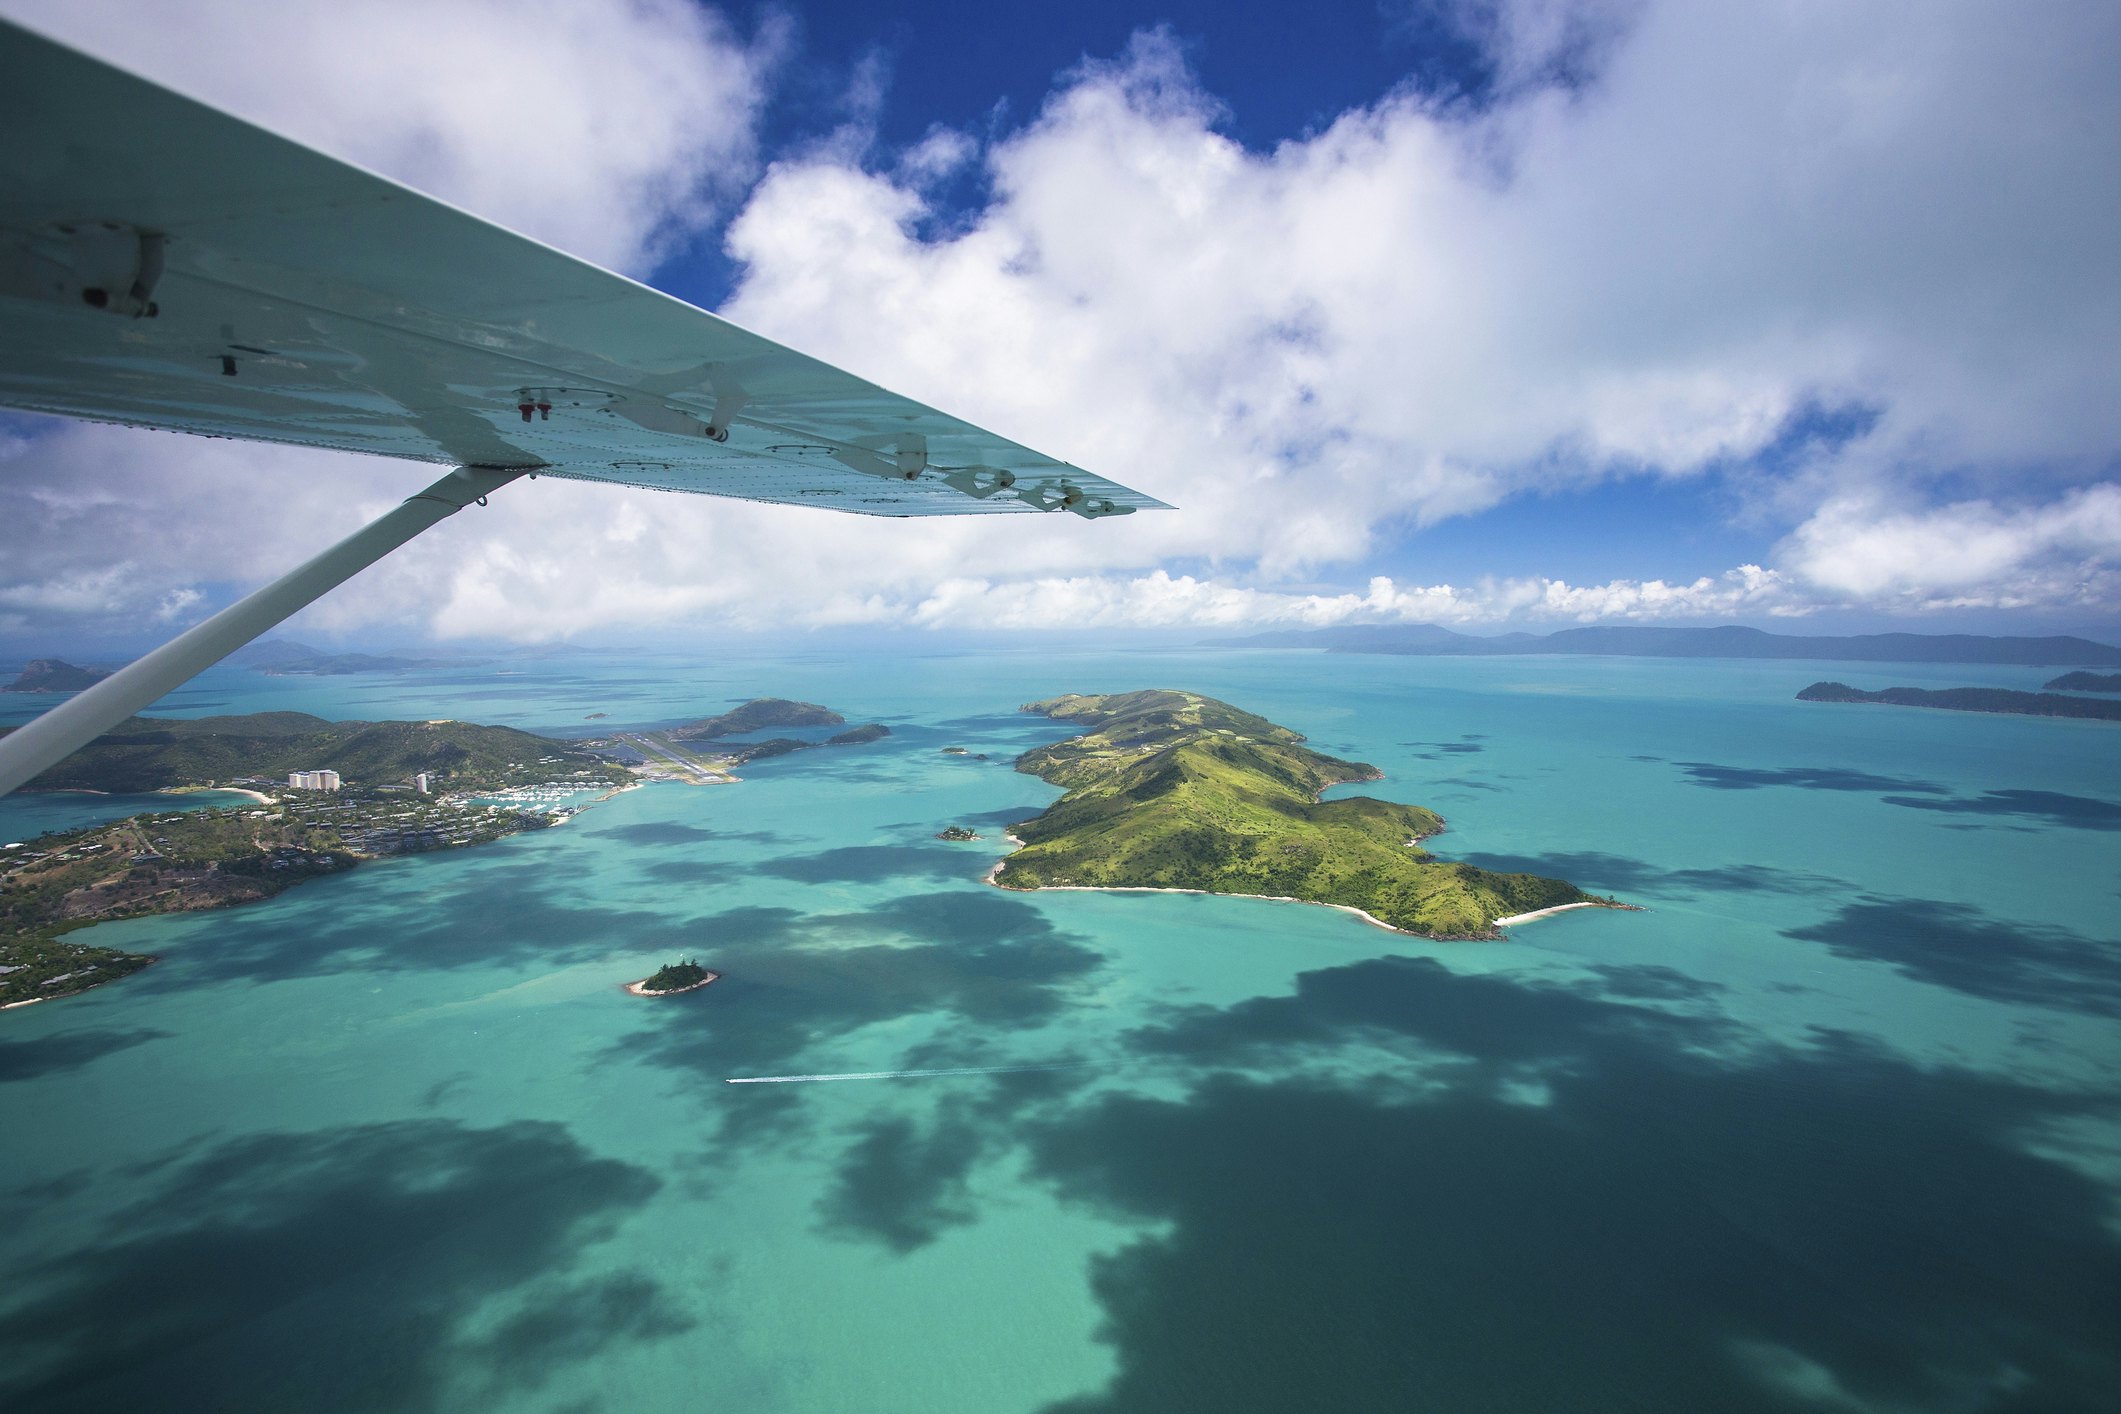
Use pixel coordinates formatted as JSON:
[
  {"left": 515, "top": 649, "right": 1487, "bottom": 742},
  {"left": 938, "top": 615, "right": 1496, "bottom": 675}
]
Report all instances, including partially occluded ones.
[
  {"left": 1, "top": 1, "right": 2118, "bottom": 642},
  {"left": 905, "top": 564, "right": 1798, "bottom": 631},
  {"left": 0, "top": 0, "right": 780, "bottom": 274},
  {"left": 1780, "top": 485, "right": 2121, "bottom": 609}
]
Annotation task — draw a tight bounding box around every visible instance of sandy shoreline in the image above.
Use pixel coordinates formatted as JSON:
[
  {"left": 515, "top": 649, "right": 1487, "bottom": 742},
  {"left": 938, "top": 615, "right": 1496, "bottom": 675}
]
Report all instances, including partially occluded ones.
[
  {"left": 1492, "top": 901, "right": 1606, "bottom": 928},
  {"left": 983, "top": 836, "right": 1618, "bottom": 939},
  {"left": 986, "top": 833, "right": 1431, "bottom": 937}
]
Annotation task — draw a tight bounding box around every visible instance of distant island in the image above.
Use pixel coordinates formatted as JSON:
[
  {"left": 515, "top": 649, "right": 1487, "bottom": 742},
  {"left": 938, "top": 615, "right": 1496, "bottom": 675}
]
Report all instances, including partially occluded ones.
[
  {"left": 2044, "top": 671, "right": 2121, "bottom": 693},
  {"left": 0, "top": 711, "right": 632, "bottom": 795},
  {"left": 667, "top": 698, "right": 845, "bottom": 741},
  {"left": 4, "top": 658, "right": 113, "bottom": 693},
  {"left": 936, "top": 825, "right": 981, "bottom": 841},
  {"left": 610, "top": 699, "right": 890, "bottom": 784},
  {"left": 1797, "top": 682, "right": 2121, "bottom": 721},
  {"left": 991, "top": 690, "right": 1607, "bottom": 939},
  {"left": 224, "top": 638, "right": 458, "bottom": 676},
  {"left": 627, "top": 959, "right": 719, "bottom": 997},
  {"left": 1213, "top": 624, "right": 2121, "bottom": 667}
]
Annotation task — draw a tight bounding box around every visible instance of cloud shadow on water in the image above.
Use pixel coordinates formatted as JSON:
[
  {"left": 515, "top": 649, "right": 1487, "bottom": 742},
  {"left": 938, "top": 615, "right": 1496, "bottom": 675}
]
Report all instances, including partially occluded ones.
[
  {"left": 1676, "top": 762, "right": 1949, "bottom": 793},
  {"left": 1786, "top": 897, "right": 2121, "bottom": 1015},
  {"left": 1882, "top": 789, "right": 2121, "bottom": 831},
  {"left": 0, "top": 1028, "right": 167, "bottom": 1083},
  {"left": 758, "top": 844, "right": 977, "bottom": 885},
  {"left": 131, "top": 855, "right": 712, "bottom": 990},
  {"left": 0, "top": 1119, "right": 683, "bottom": 1413},
  {"left": 1018, "top": 955, "right": 2121, "bottom": 1413},
  {"left": 609, "top": 892, "right": 1104, "bottom": 1087},
  {"left": 1456, "top": 850, "right": 1842, "bottom": 898},
  {"left": 585, "top": 820, "right": 786, "bottom": 847}
]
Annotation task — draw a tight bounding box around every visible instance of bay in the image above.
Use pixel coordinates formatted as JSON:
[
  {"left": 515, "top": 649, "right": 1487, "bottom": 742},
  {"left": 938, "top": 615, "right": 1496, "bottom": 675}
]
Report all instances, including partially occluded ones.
[{"left": 2, "top": 646, "right": 2116, "bottom": 1412}]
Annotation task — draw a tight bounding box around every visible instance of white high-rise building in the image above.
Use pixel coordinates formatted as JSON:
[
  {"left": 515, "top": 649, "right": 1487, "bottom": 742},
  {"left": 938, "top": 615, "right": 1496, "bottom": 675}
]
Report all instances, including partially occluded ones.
[
  {"left": 287, "top": 769, "right": 341, "bottom": 791},
  {"left": 414, "top": 772, "right": 432, "bottom": 794}
]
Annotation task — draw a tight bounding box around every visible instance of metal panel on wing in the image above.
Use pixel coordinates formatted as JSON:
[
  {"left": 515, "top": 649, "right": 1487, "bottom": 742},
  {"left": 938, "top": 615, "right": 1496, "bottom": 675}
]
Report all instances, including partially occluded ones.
[{"left": 0, "top": 20, "right": 1167, "bottom": 519}]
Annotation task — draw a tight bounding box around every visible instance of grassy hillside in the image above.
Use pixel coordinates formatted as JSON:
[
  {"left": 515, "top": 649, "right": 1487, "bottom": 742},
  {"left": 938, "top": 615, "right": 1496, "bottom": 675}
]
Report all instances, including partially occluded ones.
[
  {"left": 995, "top": 690, "right": 1590, "bottom": 938},
  {"left": 3, "top": 713, "right": 631, "bottom": 793}
]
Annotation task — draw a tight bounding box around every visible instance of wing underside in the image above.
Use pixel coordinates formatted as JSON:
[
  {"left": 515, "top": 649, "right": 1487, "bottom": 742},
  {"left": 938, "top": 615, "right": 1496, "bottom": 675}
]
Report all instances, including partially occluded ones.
[{"left": 0, "top": 20, "right": 1167, "bottom": 519}]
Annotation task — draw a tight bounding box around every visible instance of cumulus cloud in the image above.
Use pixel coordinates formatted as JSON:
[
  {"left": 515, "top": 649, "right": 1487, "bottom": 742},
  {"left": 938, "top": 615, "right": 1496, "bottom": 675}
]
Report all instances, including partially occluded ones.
[
  {"left": 1, "top": 0, "right": 2117, "bottom": 642},
  {"left": 1780, "top": 485, "right": 2121, "bottom": 610},
  {"left": 904, "top": 563, "right": 1796, "bottom": 631},
  {"left": 0, "top": 0, "right": 780, "bottom": 274}
]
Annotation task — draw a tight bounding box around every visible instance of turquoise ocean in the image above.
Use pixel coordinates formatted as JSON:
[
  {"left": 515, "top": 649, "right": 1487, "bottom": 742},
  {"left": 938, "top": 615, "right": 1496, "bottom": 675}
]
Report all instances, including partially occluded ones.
[{"left": 1, "top": 646, "right": 2116, "bottom": 1411}]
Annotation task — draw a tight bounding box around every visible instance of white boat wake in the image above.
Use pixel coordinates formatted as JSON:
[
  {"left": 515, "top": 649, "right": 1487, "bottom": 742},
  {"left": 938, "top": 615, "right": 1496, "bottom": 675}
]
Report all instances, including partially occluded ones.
[{"left": 724, "top": 1062, "right": 1084, "bottom": 1085}]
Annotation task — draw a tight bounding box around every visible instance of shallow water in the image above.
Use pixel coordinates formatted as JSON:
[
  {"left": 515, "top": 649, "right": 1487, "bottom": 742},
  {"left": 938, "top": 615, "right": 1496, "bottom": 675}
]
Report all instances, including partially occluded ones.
[{"left": 2, "top": 647, "right": 2116, "bottom": 1412}]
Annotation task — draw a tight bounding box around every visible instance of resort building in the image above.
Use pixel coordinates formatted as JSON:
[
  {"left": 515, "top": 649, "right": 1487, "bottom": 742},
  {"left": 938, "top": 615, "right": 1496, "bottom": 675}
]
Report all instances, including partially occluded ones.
[{"left": 287, "top": 769, "right": 342, "bottom": 791}]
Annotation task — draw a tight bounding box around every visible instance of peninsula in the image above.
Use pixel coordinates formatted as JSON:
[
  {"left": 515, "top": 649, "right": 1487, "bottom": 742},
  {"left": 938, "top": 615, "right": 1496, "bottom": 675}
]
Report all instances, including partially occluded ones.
[
  {"left": 2, "top": 792, "right": 561, "bottom": 1007},
  {"left": 2044, "top": 671, "right": 2121, "bottom": 693},
  {"left": 1797, "top": 682, "right": 2121, "bottom": 722},
  {"left": 991, "top": 690, "right": 1600, "bottom": 938},
  {"left": 3, "top": 696, "right": 891, "bottom": 1007},
  {"left": 0, "top": 711, "right": 633, "bottom": 795}
]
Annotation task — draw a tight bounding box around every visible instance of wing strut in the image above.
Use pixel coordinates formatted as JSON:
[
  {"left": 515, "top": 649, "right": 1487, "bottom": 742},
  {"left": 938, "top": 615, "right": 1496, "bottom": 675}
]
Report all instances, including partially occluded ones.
[{"left": 0, "top": 465, "right": 524, "bottom": 798}]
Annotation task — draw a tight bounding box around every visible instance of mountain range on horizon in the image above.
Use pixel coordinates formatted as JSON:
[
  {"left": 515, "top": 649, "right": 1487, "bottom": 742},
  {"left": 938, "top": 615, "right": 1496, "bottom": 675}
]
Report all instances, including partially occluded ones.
[{"left": 1211, "top": 624, "right": 2121, "bottom": 666}]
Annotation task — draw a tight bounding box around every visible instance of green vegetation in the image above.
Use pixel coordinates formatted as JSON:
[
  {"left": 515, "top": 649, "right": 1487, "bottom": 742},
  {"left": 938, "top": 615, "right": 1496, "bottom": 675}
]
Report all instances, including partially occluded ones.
[
  {"left": 639, "top": 959, "right": 716, "bottom": 994},
  {"left": 994, "top": 690, "right": 1590, "bottom": 939},
  {"left": 826, "top": 723, "right": 892, "bottom": 745},
  {"left": 1, "top": 712, "right": 632, "bottom": 794},
  {"left": 1798, "top": 682, "right": 2121, "bottom": 721},
  {"left": 2, "top": 794, "right": 556, "bottom": 1007},
  {"left": 937, "top": 825, "right": 980, "bottom": 841},
  {"left": 2043, "top": 671, "right": 2121, "bottom": 693},
  {"left": 668, "top": 698, "right": 842, "bottom": 741}
]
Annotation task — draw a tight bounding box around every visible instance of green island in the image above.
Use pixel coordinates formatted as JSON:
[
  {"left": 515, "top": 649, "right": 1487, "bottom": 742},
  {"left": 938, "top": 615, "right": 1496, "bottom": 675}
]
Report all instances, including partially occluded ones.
[
  {"left": 936, "top": 825, "right": 981, "bottom": 841},
  {"left": 4, "top": 657, "right": 113, "bottom": 693},
  {"left": 1798, "top": 681, "right": 2121, "bottom": 721},
  {"left": 991, "top": 690, "right": 1608, "bottom": 939},
  {"left": 614, "top": 698, "right": 891, "bottom": 783},
  {"left": 628, "top": 959, "right": 720, "bottom": 996},
  {"left": 2043, "top": 671, "right": 2121, "bottom": 693}
]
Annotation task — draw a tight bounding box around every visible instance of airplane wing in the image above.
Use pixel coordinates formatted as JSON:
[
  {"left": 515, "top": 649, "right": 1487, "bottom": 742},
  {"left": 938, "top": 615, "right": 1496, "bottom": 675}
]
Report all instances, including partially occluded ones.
[{"left": 0, "top": 19, "right": 1167, "bottom": 519}]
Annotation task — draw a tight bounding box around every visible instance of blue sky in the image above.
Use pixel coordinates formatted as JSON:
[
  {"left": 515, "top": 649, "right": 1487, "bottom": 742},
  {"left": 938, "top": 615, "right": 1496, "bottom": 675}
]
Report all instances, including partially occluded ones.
[{"left": 1, "top": 0, "right": 2118, "bottom": 649}]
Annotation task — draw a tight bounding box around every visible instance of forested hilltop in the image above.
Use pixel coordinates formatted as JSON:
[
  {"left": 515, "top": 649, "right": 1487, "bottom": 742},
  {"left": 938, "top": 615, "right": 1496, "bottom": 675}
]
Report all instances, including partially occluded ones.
[{"left": 995, "top": 690, "right": 1594, "bottom": 939}]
